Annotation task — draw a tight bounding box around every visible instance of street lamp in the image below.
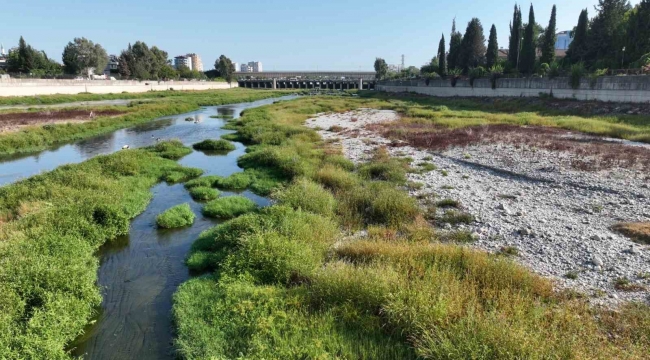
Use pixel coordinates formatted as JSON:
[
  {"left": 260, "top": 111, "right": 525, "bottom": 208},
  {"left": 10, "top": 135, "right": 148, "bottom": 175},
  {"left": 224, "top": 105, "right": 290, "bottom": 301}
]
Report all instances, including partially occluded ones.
[{"left": 621, "top": 47, "right": 626, "bottom": 69}]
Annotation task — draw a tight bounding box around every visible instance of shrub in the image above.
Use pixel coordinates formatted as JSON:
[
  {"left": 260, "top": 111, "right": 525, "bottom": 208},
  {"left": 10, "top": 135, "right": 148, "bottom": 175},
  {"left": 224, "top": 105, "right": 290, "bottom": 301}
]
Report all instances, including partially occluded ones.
[
  {"left": 275, "top": 178, "right": 336, "bottom": 217},
  {"left": 489, "top": 64, "right": 504, "bottom": 89},
  {"left": 468, "top": 66, "right": 485, "bottom": 87},
  {"left": 184, "top": 175, "right": 223, "bottom": 189},
  {"left": 436, "top": 198, "right": 460, "bottom": 208},
  {"left": 323, "top": 155, "right": 355, "bottom": 171},
  {"left": 147, "top": 140, "right": 193, "bottom": 160},
  {"left": 192, "top": 139, "right": 236, "bottom": 152},
  {"left": 189, "top": 186, "right": 220, "bottom": 201},
  {"left": 156, "top": 203, "right": 195, "bottom": 228},
  {"left": 448, "top": 68, "right": 462, "bottom": 87},
  {"left": 359, "top": 161, "right": 407, "bottom": 184},
  {"left": 202, "top": 196, "right": 257, "bottom": 218},
  {"left": 569, "top": 62, "right": 586, "bottom": 90},
  {"left": 439, "top": 210, "right": 474, "bottom": 225},
  {"left": 163, "top": 167, "right": 204, "bottom": 183},
  {"left": 314, "top": 165, "right": 359, "bottom": 191},
  {"left": 338, "top": 181, "right": 420, "bottom": 228},
  {"left": 548, "top": 61, "right": 561, "bottom": 79},
  {"left": 215, "top": 172, "right": 253, "bottom": 190}
]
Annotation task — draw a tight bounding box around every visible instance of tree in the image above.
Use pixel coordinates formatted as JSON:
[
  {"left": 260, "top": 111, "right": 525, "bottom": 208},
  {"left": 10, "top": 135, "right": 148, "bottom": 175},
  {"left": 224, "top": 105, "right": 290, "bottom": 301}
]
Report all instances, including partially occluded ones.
[
  {"left": 117, "top": 51, "right": 131, "bottom": 78},
  {"left": 486, "top": 24, "right": 499, "bottom": 68},
  {"left": 374, "top": 58, "right": 388, "bottom": 80},
  {"left": 566, "top": 9, "right": 589, "bottom": 63},
  {"left": 437, "top": 34, "right": 447, "bottom": 76},
  {"left": 158, "top": 64, "right": 178, "bottom": 80},
  {"left": 458, "top": 18, "right": 487, "bottom": 72},
  {"left": 117, "top": 41, "right": 172, "bottom": 80},
  {"left": 624, "top": 0, "right": 650, "bottom": 65},
  {"left": 18, "top": 36, "right": 35, "bottom": 72},
  {"left": 216, "top": 55, "right": 235, "bottom": 84},
  {"left": 540, "top": 5, "right": 557, "bottom": 65},
  {"left": 7, "top": 37, "right": 62, "bottom": 75},
  {"left": 62, "top": 37, "right": 108, "bottom": 76},
  {"left": 508, "top": 4, "right": 523, "bottom": 70},
  {"left": 420, "top": 57, "right": 438, "bottom": 75},
  {"left": 520, "top": 4, "right": 537, "bottom": 74},
  {"left": 448, "top": 19, "right": 463, "bottom": 70},
  {"left": 585, "top": 0, "right": 631, "bottom": 68}
]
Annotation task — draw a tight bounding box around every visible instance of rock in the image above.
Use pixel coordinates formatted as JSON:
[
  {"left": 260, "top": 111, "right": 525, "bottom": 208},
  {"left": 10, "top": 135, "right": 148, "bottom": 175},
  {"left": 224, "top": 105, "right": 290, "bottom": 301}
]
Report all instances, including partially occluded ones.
[
  {"left": 592, "top": 255, "right": 604, "bottom": 267},
  {"left": 519, "top": 228, "right": 531, "bottom": 236},
  {"left": 470, "top": 232, "right": 480, "bottom": 240},
  {"left": 591, "top": 234, "right": 601, "bottom": 241}
]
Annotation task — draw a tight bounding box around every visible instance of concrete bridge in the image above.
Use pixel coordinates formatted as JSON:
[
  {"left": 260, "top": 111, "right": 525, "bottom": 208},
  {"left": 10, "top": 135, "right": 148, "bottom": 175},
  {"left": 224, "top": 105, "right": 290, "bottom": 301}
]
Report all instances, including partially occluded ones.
[
  {"left": 236, "top": 71, "right": 376, "bottom": 80},
  {"left": 238, "top": 78, "right": 376, "bottom": 90}
]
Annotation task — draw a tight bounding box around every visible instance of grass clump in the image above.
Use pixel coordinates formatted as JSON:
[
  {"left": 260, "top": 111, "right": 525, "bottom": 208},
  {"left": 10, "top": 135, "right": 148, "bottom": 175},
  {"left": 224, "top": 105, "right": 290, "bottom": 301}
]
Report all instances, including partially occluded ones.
[
  {"left": 499, "top": 246, "right": 520, "bottom": 256},
  {"left": 163, "top": 167, "right": 204, "bottom": 184},
  {"left": 192, "top": 139, "right": 236, "bottom": 152},
  {"left": 436, "top": 198, "right": 460, "bottom": 208},
  {"left": 156, "top": 203, "right": 195, "bottom": 228},
  {"left": 612, "top": 222, "right": 650, "bottom": 245},
  {"left": 202, "top": 196, "right": 257, "bottom": 219},
  {"left": 189, "top": 186, "right": 220, "bottom": 201},
  {"left": 215, "top": 172, "right": 253, "bottom": 190},
  {"left": 338, "top": 181, "right": 420, "bottom": 228},
  {"left": 183, "top": 175, "right": 222, "bottom": 189},
  {"left": 314, "top": 164, "right": 359, "bottom": 191},
  {"left": 275, "top": 178, "right": 336, "bottom": 218},
  {"left": 146, "top": 139, "right": 193, "bottom": 160},
  {"left": 439, "top": 210, "right": 475, "bottom": 225},
  {"left": 614, "top": 277, "right": 646, "bottom": 292}
]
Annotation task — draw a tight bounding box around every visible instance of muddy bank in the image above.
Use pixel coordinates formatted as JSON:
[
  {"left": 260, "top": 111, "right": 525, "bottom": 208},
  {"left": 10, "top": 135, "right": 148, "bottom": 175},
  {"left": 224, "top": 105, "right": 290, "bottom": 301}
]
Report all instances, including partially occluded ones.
[{"left": 0, "top": 109, "right": 126, "bottom": 133}]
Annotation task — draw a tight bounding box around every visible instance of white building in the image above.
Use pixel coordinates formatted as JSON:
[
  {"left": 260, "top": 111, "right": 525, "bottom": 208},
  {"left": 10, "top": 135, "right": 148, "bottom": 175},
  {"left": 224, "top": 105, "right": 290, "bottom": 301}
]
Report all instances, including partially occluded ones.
[
  {"left": 233, "top": 62, "right": 240, "bottom": 72},
  {"left": 187, "top": 53, "right": 203, "bottom": 72},
  {"left": 248, "top": 61, "right": 262, "bottom": 72},
  {"left": 555, "top": 30, "right": 573, "bottom": 50},
  {"left": 174, "top": 55, "right": 193, "bottom": 71},
  {"left": 0, "top": 44, "right": 5, "bottom": 57}
]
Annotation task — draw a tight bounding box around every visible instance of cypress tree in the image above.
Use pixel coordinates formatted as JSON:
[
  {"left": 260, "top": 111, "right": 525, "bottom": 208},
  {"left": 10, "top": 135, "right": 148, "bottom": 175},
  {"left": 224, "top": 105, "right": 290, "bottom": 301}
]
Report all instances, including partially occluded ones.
[
  {"left": 486, "top": 25, "right": 499, "bottom": 68},
  {"left": 540, "top": 5, "right": 557, "bottom": 65},
  {"left": 520, "top": 4, "right": 537, "bottom": 74},
  {"left": 437, "top": 34, "right": 447, "bottom": 76},
  {"left": 448, "top": 19, "right": 463, "bottom": 70},
  {"left": 508, "top": 5, "right": 523, "bottom": 70},
  {"left": 566, "top": 9, "right": 589, "bottom": 63},
  {"left": 458, "top": 18, "right": 487, "bottom": 72}
]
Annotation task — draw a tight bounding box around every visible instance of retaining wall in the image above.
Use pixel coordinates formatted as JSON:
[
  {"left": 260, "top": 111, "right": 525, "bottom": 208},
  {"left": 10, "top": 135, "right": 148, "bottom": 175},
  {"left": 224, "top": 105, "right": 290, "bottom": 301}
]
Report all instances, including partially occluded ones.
[
  {"left": 0, "top": 79, "right": 236, "bottom": 97},
  {"left": 377, "top": 76, "right": 650, "bottom": 103}
]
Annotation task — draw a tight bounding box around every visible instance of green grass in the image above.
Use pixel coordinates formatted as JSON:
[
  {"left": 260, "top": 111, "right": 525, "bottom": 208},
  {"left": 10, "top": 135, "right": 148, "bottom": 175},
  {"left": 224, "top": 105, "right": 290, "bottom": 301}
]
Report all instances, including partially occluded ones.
[
  {"left": 156, "top": 203, "right": 196, "bottom": 228},
  {"left": 172, "top": 95, "right": 650, "bottom": 360},
  {"left": 146, "top": 139, "right": 193, "bottom": 160},
  {"left": 188, "top": 186, "right": 220, "bottom": 201},
  {"left": 0, "top": 141, "right": 196, "bottom": 358},
  {"left": 192, "top": 139, "right": 236, "bottom": 152},
  {"left": 162, "top": 167, "right": 204, "bottom": 184},
  {"left": 201, "top": 196, "right": 257, "bottom": 218},
  {"left": 0, "top": 89, "right": 294, "bottom": 156},
  {"left": 183, "top": 175, "right": 222, "bottom": 189},
  {"left": 214, "top": 172, "right": 253, "bottom": 190}
]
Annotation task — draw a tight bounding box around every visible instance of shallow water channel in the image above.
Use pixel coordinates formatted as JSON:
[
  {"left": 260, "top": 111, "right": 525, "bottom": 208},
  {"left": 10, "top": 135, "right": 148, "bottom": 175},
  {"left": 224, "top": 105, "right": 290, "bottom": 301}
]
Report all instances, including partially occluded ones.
[{"left": 0, "top": 95, "right": 296, "bottom": 359}]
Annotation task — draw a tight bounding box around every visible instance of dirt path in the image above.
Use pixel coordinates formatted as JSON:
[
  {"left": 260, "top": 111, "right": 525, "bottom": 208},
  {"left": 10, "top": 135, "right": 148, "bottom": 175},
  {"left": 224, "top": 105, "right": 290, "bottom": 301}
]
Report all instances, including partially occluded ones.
[{"left": 0, "top": 109, "right": 127, "bottom": 133}]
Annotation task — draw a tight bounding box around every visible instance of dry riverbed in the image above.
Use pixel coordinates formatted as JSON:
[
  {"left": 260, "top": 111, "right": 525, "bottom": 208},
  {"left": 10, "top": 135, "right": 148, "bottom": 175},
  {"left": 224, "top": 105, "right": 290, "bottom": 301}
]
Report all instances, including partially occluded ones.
[{"left": 306, "top": 109, "right": 650, "bottom": 306}]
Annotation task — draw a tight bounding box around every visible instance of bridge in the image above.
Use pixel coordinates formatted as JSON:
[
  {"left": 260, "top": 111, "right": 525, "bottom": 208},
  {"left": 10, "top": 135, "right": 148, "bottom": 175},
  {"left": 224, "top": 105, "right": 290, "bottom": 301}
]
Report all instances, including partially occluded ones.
[
  {"left": 236, "top": 71, "right": 376, "bottom": 80},
  {"left": 238, "top": 78, "right": 376, "bottom": 90}
]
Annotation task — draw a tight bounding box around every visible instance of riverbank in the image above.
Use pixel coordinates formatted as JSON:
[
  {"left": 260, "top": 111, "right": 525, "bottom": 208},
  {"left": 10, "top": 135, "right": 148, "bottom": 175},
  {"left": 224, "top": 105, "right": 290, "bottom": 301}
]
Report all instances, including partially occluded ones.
[
  {"left": 0, "top": 89, "right": 294, "bottom": 156},
  {"left": 171, "top": 95, "right": 650, "bottom": 359}
]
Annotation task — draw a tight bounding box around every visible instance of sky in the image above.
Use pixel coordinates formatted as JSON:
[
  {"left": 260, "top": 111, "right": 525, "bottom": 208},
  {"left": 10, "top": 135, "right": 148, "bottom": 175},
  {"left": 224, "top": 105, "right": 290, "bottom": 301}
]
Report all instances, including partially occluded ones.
[{"left": 2, "top": 0, "right": 641, "bottom": 71}]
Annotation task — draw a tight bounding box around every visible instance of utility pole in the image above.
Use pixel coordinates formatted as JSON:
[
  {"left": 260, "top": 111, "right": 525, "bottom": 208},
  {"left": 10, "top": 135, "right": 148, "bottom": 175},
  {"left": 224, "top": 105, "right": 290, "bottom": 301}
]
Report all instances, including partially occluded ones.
[{"left": 401, "top": 54, "right": 405, "bottom": 72}]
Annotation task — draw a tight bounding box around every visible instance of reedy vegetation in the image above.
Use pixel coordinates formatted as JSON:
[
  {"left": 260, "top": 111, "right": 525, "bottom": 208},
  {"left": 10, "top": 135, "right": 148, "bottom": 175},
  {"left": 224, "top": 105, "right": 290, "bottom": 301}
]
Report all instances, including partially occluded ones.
[{"left": 172, "top": 95, "right": 650, "bottom": 359}]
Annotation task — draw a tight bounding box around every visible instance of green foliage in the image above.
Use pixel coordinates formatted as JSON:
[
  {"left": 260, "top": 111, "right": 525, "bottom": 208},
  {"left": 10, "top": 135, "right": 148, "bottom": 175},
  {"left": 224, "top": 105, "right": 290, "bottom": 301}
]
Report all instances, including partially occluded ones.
[
  {"left": 570, "top": 62, "right": 586, "bottom": 89},
  {"left": 358, "top": 158, "right": 407, "bottom": 184},
  {"left": 458, "top": 18, "right": 487, "bottom": 72},
  {"left": 520, "top": 4, "right": 537, "bottom": 74},
  {"left": 156, "top": 203, "right": 195, "bottom": 228},
  {"left": 468, "top": 66, "right": 486, "bottom": 87},
  {"left": 486, "top": 24, "right": 499, "bottom": 69},
  {"left": 508, "top": 5, "right": 523, "bottom": 70},
  {"left": 202, "top": 196, "right": 257, "bottom": 219},
  {"left": 192, "top": 139, "right": 236, "bottom": 152},
  {"left": 6, "top": 36, "right": 63, "bottom": 75},
  {"left": 374, "top": 58, "right": 388, "bottom": 80},
  {"left": 275, "top": 178, "right": 336, "bottom": 218},
  {"left": 189, "top": 186, "right": 220, "bottom": 201},
  {"left": 489, "top": 64, "right": 504, "bottom": 89},
  {"left": 215, "top": 55, "right": 236, "bottom": 84},
  {"left": 540, "top": 5, "right": 557, "bottom": 65},
  {"left": 583, "top": 0, "right": 631, "bottom": 68},
  {"left": 147, "top": 139, "right": 193, "bottom": 160},
  {"left": 625, "top": 0, "right": 650, "bottom": 66},
  {"left": 566, "top": 9, "right": 590, "bottom": 64},
  {"left": 448, "top": 19, "right": 463, "bottom": 71},
  {"left": 62, "top": 37, "right": 108, "bottom": 75},
  {"left": 437, "top": 34, "right": 447, "bottom": 77},
  {"left": 184, "top": 175, "right": 222, "bottom": 189},
  {"left": 215, "top": 172, "right": 253, "bottom": 190},
  {"left": 163, "top": 167, "right": 204, "bottom": 184},
  {"left": 118, "top": 41, "right": 174, "bottom": 80},
  {"left": 314, "top": 164, "right": 360, "bottom": 191}
]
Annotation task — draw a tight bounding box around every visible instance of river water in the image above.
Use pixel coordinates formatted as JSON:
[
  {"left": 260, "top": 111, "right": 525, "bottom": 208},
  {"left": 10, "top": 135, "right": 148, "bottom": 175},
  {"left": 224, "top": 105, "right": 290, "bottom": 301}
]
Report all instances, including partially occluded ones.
[{"left": 0, "top": 95, "right": 296, "bottom": 359}]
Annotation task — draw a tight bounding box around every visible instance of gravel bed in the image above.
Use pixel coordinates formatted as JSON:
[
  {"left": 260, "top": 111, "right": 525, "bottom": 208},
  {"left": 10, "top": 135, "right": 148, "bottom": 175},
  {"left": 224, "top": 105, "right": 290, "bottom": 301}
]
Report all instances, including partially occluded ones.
[{"left": 306, "top": 109, "right": 650, "bottom": 306}]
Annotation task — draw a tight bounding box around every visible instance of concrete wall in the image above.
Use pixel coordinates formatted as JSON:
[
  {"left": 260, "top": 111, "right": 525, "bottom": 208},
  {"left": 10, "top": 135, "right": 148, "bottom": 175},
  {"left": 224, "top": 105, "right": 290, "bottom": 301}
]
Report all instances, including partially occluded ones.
[
  {"left": 378, "top": 76, "right": 650, "bottom": 103},
  {"left": 0, "top": 79, "right": 236, "bottom": 97}
]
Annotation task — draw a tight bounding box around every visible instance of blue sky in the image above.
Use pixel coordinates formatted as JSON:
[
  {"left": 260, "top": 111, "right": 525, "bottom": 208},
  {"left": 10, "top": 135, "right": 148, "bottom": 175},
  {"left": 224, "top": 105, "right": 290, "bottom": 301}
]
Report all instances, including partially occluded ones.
[{"left": 3, "top": 0, "right": 640, "bottom": 71}]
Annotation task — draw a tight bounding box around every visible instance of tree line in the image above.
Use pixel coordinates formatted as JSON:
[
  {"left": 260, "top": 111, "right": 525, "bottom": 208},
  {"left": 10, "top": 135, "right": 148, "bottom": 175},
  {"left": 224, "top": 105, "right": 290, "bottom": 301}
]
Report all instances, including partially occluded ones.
[
  {"left": 3, "top": 36, "right": 236, "bottom": 82},
  {"left": 375, "top": 0, "right": 650, "bottom": 81}
]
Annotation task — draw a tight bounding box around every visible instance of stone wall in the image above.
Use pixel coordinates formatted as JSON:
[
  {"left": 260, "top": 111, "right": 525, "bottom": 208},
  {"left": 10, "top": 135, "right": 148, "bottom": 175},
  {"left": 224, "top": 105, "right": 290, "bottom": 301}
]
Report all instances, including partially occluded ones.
[
  {"left": 0, "top": 79, "right": 236, "bottom": 97},
  {"left": 377, "top": 76, "right": 650, "bottom": 103}
]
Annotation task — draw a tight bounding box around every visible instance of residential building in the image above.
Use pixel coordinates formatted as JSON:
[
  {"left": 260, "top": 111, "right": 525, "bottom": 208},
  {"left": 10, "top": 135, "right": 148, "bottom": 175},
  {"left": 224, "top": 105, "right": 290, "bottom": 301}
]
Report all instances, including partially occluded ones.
[
  {"left": 187, "top": 53, "right": 203, "bottom": 72},
  {"left": 555, "top": 30, "right": 573, "bottom": 50},
  {"left": 174, "top": 55, "right": 193, "bottom": 71},
  {"left": 0, "top": 44, "right": 5, "bottom": 57},
  {"left": 233, "top": 62, "right": 240, "bottom": 72},
  {"left": 104, "top": 55, "right": 119, "bottom": 75},
  {"left": 241, "top": 63, "right": 251, "bottom": 72},
  {"left": 247, "top": 61, "right": 262, "bottom": 72}
]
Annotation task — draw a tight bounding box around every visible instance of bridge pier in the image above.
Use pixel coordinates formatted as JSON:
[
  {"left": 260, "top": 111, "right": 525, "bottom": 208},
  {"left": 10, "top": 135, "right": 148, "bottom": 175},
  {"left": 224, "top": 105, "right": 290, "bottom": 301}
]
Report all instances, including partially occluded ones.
[{"left": 272, "top": 79, "right": 277, "bottom": 89}]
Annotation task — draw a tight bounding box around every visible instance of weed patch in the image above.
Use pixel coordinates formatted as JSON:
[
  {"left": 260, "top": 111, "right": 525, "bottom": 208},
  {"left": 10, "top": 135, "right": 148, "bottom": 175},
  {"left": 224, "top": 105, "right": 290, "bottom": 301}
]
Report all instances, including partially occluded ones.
[
  {"left": 192, "top": 139, "right": 236, "bottom": 152},
  {"left": 189, "top": 187, "right": 220, "bottom": 201},
  {"left": 202, "top": 196, "right": 257, "bottom": 219},
  {"left": 156, "top": 203, "right": 195, "bottom": 228}
]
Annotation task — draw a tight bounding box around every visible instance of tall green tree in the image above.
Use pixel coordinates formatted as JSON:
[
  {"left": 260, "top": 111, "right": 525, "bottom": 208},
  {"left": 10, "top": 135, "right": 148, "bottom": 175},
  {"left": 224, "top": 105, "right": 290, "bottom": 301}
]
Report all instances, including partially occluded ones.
[
  {"left": 486, "top": 24, "right": 499, "bottom": 68},
  {"left": 508, "top": 4, "right": 523, "bottom": 70},
  {"left": 520, "top": 4, "right": 537, "bottom": 74},
  {"left": 540, "top": 5, "right": 557, "bottom": 65},
  {"left": 447, "top": 19, "right": 463, "bottom": 70},
  {"left": 585, "top": 0, "right": 631, "bottom": 68},
  {"left": 566, "top": 9, "right": 589, "bottom": 63},
  {"left": 117, "top": 41, "right": 171, "bottom": 80},
  {"left": 437, "top": 34, "right": 447, "bottom": 76},
  {"left": 374, "top": 58, "right": 388, "bottom": 80},
  {"left": 7, "top": 37, "right": 62, "bottom": 75},
  {"left": 458, "top": 18, "right": 487, "bottom": 72},
  {"left": 216, "top": 55, "right": 236, "bottom": 85},
  {"left": 18, "top": 36, "right": 34, "bottom": 72},
  {"left": 624, "top": 0, "right": 650, "bottom": 65},
  {"left": 62, "top": 37, "right": 108, "bottom": 75}
]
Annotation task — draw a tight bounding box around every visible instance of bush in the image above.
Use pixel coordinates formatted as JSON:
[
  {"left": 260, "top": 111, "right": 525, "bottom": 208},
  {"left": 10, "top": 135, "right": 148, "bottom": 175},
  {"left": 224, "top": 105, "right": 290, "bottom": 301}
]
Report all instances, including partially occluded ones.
[
  {"left": 314, "top": 164, "right": 360, "bottom": 191},
  {"left": 569, "top": 62, "right": 586, "bottom": 89},
  {"left": 156, "top": 203, "right": 196, "bottom": 228},
  {"left": 184, "top": 175, "right": 223, "bottom": 189},
  {"left": 163, "top": 167, "right": 204, "bottom": 183},
  {"left": 338, "top": 181, "right": 420, "bottom": 228},
  {"left": 215, "top": 172, "right": 253, "bottom": 190},
  {"left": 548, "top": 61, "right": 561, "bottom": 79},
  {"left": 275, "top": 178, "right": 336, "bottom": 217},
  {"left": 489, "top": 64, "right": 504, "bottom": 89},
  {"left": 202, "top": 196, "right": 257, "bottom": 218},
  {"left": 192, "top": 139, "right": 236, "bottom": 152},
  {"left": 147, "top": 140, "right": 193, "bottom": 160},
  {"left": 189, "top": 186, "right": 220, "bottom": 201},
  {"left": 468, "top": 66, "right": 485, "bottom": 87}
]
